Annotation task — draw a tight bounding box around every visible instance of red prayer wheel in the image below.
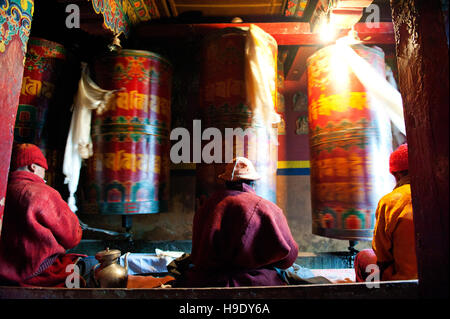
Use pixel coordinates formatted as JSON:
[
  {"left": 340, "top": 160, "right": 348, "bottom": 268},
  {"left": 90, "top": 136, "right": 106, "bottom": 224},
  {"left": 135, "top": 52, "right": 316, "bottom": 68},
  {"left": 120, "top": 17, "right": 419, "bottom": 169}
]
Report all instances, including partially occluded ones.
[
  {"left": 85, "top": 49, "right": 172, "bottom": 215},
  {"left": 14, "top": 38, "right": 67, "bottom": 189},
  {"left": 14, "top": 37, "right": 66, "bottom": 150},
  {"left": 196, "top": 28, "right": 278, "bottom": 206},
  {"left": 307, "top": 44, "right": 395, "bottom": 241}
]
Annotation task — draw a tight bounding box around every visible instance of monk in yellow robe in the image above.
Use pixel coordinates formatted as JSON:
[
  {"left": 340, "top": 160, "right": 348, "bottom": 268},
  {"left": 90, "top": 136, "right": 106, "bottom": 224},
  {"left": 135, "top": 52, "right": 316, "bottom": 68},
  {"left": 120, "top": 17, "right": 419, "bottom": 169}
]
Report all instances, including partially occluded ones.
[{"left": 355, "top": 143, "right": 418, "bottom": 282}]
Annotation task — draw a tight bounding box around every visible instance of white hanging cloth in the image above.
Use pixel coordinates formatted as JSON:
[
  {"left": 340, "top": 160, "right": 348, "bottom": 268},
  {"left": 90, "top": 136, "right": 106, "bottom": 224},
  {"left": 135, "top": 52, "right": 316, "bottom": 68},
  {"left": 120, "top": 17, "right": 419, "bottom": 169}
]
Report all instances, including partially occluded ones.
[
  {"left": 335, "top": 41, "right": 406, "bottom": 135},
  {"left": 63, "top": 62, "right": 116, "bottom": 213},
  {"left": 245, "top": 24, "right": 281, "bottom": 143}
]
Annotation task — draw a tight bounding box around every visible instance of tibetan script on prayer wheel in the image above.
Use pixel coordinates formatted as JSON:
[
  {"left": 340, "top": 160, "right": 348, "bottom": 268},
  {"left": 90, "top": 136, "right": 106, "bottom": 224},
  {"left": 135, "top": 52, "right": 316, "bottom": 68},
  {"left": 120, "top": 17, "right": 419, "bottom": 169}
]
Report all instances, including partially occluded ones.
[
  {"left": 85, "top": 49, "right": 172, "bottom": 215},
  {"left": 15, "top": 37, "right": 66, "bottom": 149},
  {"left": 196, "top": 28, "right": 278, "bottom": 207},
  {"left": 307, "top": 44, "right": 395, "bottom": 241}
]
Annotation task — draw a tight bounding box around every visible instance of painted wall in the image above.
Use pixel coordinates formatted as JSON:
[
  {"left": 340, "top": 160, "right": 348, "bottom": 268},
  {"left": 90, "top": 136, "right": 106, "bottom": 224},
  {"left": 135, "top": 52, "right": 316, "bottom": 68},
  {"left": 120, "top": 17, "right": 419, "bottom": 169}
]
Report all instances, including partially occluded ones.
[{"left": 0, "top": 0, "right": 34, "bottom": 234}]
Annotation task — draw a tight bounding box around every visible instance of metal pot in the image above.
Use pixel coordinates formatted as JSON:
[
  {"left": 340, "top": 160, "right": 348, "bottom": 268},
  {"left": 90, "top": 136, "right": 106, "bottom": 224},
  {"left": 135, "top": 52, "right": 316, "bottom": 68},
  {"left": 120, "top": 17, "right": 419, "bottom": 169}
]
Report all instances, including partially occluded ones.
[{"left": 93, "top": 248, "right": 130, "bottom": 288}]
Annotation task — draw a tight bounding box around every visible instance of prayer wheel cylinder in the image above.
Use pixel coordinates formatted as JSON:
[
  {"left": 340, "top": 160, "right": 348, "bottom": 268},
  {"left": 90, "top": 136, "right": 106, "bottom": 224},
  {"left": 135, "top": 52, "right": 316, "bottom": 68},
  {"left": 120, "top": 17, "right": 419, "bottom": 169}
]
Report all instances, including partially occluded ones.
[
  {"left": 14, "top": 38, "right": 66, "bottom": 148},
  {"left": 14, "top": 38, "right": 67, "bottom": 188},
  {"left": 196, "top": 28, "right": 278, "bottom": 206},
  {"left": 85, "top": 49, "right": 172, "bottom": 215},
  {"left": 307, "top": 44, "right": 395, "bottom": 241}
]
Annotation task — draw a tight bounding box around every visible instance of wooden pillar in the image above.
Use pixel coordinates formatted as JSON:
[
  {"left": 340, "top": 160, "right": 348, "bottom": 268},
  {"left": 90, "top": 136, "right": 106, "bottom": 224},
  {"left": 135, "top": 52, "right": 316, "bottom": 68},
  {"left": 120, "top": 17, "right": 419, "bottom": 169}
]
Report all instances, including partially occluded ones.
[
  {"left": 0, "top": 1, "right": 34, "bottom": 234},
  {"left": 390, "top": 0, "right": 449, "bottom": 298}
]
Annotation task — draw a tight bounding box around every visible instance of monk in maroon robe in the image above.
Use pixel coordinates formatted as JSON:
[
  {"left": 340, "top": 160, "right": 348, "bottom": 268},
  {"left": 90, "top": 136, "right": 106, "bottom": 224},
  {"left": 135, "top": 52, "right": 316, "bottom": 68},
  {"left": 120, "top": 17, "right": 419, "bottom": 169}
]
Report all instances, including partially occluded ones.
[
  {"left": 0, "top": 144, "right": 84, "bottom": 287},
  {"left": 180, "top": 157, "right": 299, "bottom": 287}
]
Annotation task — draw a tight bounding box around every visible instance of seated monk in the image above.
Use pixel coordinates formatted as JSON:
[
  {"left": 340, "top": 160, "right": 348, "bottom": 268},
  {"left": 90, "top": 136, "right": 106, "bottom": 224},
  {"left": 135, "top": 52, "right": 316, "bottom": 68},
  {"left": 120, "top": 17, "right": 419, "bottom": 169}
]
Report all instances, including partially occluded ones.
[
  {"left": 355, "top": 143, "right": 418, "bottom": 282},
  {"left": 0, "top": 143, "right": 85, "bottom": 287},
  {"left": 176, "top": 157, "right": 299, "bottom": 287}
]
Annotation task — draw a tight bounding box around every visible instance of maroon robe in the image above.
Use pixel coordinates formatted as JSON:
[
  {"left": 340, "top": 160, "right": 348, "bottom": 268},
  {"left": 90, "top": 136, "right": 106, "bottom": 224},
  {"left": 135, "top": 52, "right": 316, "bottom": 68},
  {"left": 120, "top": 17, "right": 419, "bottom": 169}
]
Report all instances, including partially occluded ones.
[
  {"left": 182, "top": 183, "right": 298, "bottom": 287},
  {"left": 0, "top": 171, "right": 83, "bottom": 287}
]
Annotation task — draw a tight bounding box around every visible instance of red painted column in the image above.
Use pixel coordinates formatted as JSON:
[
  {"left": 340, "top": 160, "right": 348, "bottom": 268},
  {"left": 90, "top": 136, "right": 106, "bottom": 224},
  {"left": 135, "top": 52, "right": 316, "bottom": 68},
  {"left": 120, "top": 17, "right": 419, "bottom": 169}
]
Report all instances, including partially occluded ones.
[
  {"left": 0, "top": 1, "right": 34, "bottom": 234},
  {"left": 390, "top": 0, "right": 449, "bottom": 298}
]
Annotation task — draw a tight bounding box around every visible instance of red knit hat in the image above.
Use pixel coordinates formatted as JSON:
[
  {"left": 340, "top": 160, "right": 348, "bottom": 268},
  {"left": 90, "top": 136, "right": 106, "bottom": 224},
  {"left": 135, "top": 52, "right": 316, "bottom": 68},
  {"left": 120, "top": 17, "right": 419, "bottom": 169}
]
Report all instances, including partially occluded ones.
[
  {"left": 389, "top": 143, "right": 408, "bottom": 174},
  {"left": 10, "top": 143, "right": 48, "bottom": 171}
]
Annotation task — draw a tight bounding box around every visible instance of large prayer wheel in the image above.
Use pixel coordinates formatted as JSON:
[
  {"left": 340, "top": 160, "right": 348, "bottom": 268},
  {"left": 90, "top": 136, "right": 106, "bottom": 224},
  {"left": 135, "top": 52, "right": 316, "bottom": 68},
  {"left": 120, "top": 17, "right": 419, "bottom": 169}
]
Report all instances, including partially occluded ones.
[
  {"left": 14, "top": 38, "right": 67, "bottom": 189},
  {"left": 307, "top": 44, "right": 395, "bottom": 241},
  {"left": 85, "top": 49, "right": 172, "bottom": 215},
  {"left": 14, "top": 38, "right": 66, "bottom": 148},
  {"left": 196, "top": 28, "right": 278, "bottom": 206}
]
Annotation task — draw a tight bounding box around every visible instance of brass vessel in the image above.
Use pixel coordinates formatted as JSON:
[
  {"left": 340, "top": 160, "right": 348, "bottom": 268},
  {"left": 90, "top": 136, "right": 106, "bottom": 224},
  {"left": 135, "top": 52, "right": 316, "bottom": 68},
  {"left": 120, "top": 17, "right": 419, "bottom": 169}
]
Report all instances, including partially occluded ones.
[{"left": 93, "top": 248, "right": 130, "bottom": 288}]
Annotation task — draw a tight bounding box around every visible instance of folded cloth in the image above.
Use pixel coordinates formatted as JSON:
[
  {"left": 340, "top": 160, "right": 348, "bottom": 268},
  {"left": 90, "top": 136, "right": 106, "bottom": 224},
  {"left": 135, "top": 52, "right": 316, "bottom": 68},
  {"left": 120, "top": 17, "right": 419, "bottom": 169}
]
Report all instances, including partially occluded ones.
[
  {"left": 119, "top": 252, "right": 184, "bottom": 275},
  {"left": 275, "top": 266, "right": 332, "bottom": 285},
  {"left": 127, "top": 275, "right": 175, "bottom": 288},
  {"left": 310, "top": 268, "right": 356, "bottom": 283},
  {"left": 284, "top": 263, "right": 316, "bottom": 279}
]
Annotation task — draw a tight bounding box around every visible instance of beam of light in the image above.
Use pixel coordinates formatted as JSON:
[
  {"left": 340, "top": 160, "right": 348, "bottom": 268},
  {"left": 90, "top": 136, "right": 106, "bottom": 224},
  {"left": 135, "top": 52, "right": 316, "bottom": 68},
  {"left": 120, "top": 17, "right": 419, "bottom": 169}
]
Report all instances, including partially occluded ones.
[
  {"left": 331, "top": 38, "right": 401, "bottom": 197},
  {"left": 334, "top": 40, "right": 406, "bottom": 135},
  {"left": 319, "top": 14, "right": 337, "bottom": 43},
  {"left": 330, "top": 43, "right": 350, "bottom": 93}
]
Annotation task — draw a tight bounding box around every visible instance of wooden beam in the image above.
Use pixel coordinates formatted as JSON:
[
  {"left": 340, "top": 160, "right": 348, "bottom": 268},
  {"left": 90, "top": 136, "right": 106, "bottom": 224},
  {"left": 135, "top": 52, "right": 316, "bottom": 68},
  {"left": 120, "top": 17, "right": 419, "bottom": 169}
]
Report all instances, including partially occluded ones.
[
  {"left": 284, "top": 21, "right": 394, "bottom": 88},
  {"left": 286, "top": 46, "right": 318, "bottom": 81},
  {"left": 134, "top": 22, "right": 311, "bottom": 44},
  {"left": 133, "top": 21, "right": 395, "bottom": 45}
]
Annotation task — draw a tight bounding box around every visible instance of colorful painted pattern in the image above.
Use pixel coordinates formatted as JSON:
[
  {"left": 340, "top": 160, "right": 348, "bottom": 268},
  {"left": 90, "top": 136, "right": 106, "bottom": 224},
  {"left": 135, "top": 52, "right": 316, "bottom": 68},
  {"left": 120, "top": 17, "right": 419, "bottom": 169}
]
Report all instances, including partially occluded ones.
[
  {"left": 0, "top": 0, "right": 33, "bottom": 54},
  {"left": 87, "top": 49, "right": 172, "bottom": 215},
  {"left": 90, "top": 0, "right": 157, "bottom": 36},
  {"left": 277, "top": 160, "right": 309, "bottom": 175},
  {"left": 15, "top": 38, "right": 66, "bottom": 148},
  {"left": 307, "top": 44, "right": 394, "bottom": 241},
  {"left": 284, "top": 0, "right": 308, "bottom": 17},
  {"left": 197, "top": 28, "right": 278, "bottom": 204},
  {"left": 123, "top": 0, "right": 157, "bottom": 24},
  {"left": 23, "top": 38, "right": 66, "bottom": 73},
  {"left": 0, "top": 0, "right": 34, "bottom": 233}
]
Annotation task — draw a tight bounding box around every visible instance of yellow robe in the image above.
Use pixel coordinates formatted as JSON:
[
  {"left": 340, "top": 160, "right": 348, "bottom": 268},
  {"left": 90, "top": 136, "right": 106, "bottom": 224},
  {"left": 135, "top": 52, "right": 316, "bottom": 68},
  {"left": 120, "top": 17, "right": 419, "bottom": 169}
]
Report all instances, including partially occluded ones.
[{"left": 373, "top": 176, "right": 418, "bottom": 280}]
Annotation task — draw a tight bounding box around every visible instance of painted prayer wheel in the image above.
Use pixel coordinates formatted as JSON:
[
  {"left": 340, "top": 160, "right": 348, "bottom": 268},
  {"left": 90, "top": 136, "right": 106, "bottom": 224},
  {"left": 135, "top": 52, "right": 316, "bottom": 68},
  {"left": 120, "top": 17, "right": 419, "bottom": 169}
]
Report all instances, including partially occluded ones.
[
  {"left": 277, "top": 58, "right": 285, "bottom": 113},
  {"left": 14, "top": 38, "right": 67, "bottom": 189},
  {"left": 14, "top": 38, "right": 66, "bottom": 149},
  {"left": 196, "top": 28, "right": 278, "bottom": 206},
  {"left": 307, "top": 44, "right": 395, "bottom": 241},
  {"left": 85, "top": 49, "right": 172, "bottom": 215}
]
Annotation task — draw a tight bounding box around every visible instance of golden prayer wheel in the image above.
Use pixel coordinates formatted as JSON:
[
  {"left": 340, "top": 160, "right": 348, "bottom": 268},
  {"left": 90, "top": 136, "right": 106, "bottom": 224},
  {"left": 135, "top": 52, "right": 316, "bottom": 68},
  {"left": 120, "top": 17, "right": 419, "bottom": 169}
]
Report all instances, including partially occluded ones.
[{"left": 307, "top": 44, "right": 395, "bottom": 241}]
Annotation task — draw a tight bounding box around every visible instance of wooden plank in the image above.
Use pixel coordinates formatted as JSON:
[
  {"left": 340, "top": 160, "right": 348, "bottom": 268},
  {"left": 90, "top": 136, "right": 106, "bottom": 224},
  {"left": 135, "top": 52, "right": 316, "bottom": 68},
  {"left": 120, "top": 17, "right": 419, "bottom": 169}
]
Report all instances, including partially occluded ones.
[
  {"left": 172, "top": 0, "right": 284, "bottom": 16},
  {"left": 0, "top": 280, "right": 418, "bottom": 299}
]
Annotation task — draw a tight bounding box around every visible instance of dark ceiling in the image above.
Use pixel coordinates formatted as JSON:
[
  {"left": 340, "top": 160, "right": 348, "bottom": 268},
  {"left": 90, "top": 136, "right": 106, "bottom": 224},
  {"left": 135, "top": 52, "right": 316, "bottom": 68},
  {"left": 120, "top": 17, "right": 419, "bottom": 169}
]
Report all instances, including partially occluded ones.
[{"left": 29, "top": 0, "right": 395, "bottom": 91}]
